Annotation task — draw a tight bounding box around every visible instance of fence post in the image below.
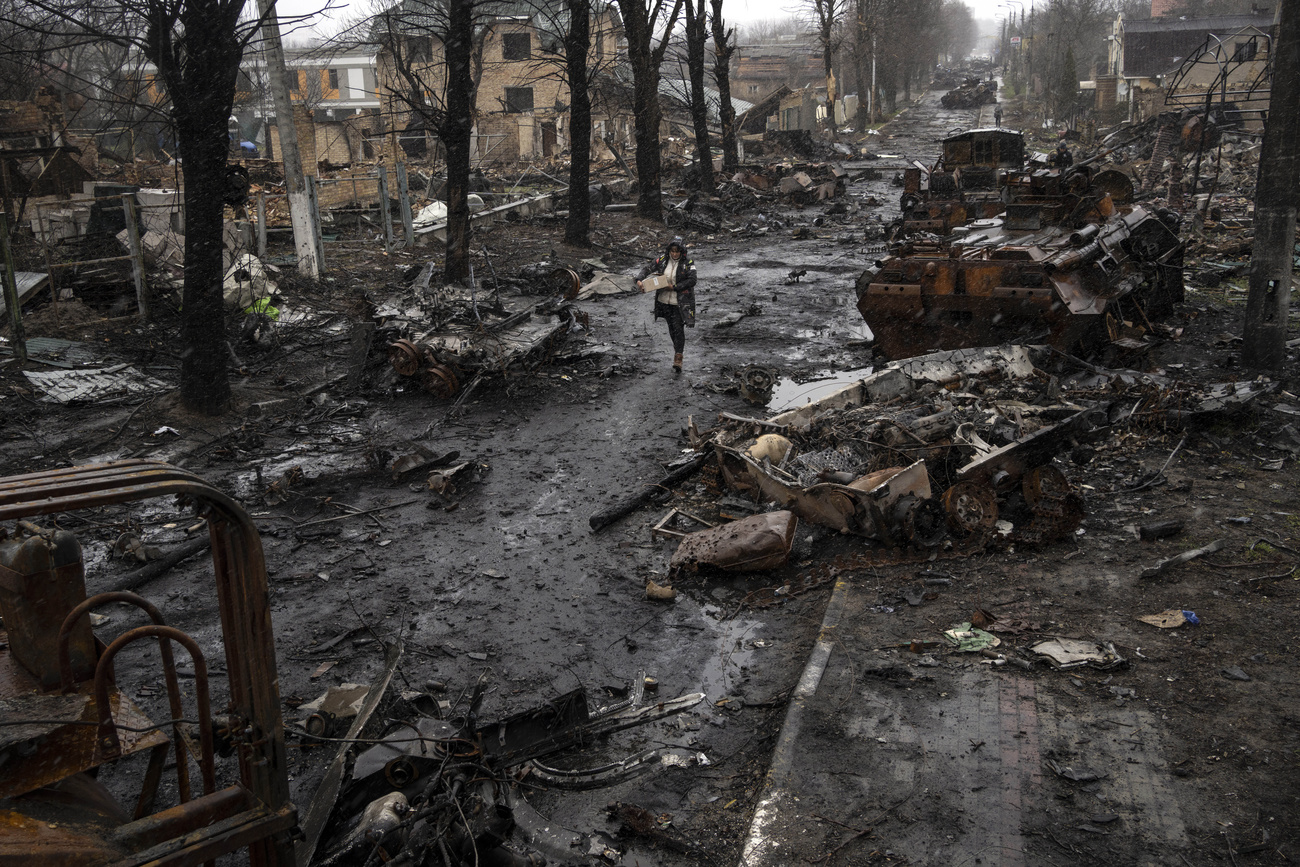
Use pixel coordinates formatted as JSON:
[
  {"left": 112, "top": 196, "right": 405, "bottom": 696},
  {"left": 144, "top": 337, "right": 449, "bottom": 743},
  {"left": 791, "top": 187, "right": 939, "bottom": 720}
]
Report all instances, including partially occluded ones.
[
  {"left": 0, "top": 213, "right": 26, "bottom": 363},
  {"left": 257, "top": 191, "right": 267, "bottom": 258},
  {"left": 306, "top": 175, "right": 325, "bottom": 273},
  {"left": 396, "top": 162, "right": 414, "bottom": 248},
  {"left": 377, "top": 166, "right": 393, "bottom": 255},
  {"left": 121, "top": 194, "right": 149, "bottom": 320}
]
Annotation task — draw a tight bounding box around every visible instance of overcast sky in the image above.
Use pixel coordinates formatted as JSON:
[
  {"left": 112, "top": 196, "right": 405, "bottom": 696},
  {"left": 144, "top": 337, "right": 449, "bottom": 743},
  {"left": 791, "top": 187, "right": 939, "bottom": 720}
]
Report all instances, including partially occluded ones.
[{"left": 273, "top": 0, "right": 1012, "bottom": 42}]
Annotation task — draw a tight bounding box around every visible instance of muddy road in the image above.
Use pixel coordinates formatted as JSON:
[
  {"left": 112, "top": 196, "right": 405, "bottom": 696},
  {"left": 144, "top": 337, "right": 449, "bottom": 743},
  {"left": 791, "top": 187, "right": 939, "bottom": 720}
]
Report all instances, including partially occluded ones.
[{"left": 4, "top": 85, "right": 1298, "bottom": 867}]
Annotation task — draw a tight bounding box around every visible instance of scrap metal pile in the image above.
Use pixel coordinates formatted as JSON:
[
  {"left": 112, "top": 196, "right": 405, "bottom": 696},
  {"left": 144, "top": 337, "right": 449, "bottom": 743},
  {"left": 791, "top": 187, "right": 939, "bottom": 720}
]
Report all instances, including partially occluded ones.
[
  {"left": 680, "top": 346, "right": 1275, "bottom": 574},
  {"left": 377, "top": 263, "right": 586, "bottom": 399}
]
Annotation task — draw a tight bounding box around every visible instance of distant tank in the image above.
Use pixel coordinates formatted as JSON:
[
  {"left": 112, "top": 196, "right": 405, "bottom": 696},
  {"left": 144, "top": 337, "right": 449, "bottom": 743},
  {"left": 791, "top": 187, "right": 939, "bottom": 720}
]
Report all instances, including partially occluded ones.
[
  {"left": 856, "top": 206, "right": 1184, "bottom": 360},
  {"left": 940, "top": 78, "right": 999, "bottom": 109}
]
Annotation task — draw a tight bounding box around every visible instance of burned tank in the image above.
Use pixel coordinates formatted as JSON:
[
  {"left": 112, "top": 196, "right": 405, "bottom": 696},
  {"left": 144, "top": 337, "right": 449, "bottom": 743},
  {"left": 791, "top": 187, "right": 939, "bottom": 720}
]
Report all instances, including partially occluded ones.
[
  {"left": 896, "top": 128, "right": 1135, "bottom": 239},
  {"left": 857, "top": 205, "right": 1185, "bottom": 360},
  {"left": 940, "top": 78, "right": 998, "bottom": 109}
]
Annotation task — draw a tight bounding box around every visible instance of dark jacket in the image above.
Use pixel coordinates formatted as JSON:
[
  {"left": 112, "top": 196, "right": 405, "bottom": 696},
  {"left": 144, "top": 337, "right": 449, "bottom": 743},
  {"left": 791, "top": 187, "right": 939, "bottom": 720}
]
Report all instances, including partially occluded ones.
[{"left": 639, "top": 242, "right": 697, "bottom": 327}]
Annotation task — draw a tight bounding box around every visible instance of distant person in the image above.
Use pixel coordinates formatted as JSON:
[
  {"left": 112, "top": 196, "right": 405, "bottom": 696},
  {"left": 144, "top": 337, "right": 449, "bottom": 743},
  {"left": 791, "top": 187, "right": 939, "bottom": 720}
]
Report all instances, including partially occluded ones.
[
  {"left": 994, "top": 104, "right": 1003, "bottom": 127},
  {"left": 1049, "top": 141, "right": 1074, "bottom": 168},
  {"left": 636, "top": 237, "right": 697, "bottom": 374}
]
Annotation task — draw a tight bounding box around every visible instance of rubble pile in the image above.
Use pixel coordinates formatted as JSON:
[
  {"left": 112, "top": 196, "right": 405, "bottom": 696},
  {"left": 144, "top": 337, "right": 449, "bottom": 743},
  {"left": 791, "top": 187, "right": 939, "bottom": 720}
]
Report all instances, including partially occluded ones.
[
  {"left": 661, "top": 346, "right": 1277, "bottom": 579},
  {"left": 375, "top": 261, "right": 586, "bottom": 399}
]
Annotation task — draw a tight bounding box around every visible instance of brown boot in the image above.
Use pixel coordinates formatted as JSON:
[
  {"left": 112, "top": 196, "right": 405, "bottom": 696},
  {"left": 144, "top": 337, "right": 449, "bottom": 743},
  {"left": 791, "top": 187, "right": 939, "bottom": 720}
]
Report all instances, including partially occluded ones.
[{"left": 673, "top": 352, "right": 683, "bottom": 372}]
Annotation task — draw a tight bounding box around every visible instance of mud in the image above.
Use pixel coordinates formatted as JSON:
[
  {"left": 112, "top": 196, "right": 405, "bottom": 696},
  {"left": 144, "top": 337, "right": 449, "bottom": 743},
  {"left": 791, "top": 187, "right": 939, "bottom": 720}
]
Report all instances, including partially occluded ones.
[{"left": 2, "top": 87, "right": 1298, "bottom": 866}]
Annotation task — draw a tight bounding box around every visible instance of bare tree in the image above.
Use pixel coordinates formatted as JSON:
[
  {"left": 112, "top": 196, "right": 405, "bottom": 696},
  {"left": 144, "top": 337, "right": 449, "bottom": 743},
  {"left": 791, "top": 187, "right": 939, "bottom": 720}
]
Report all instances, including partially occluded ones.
[
  {"left": 806, "top": 0, "right": 847, "bottom": 137},
  {"left": 682, "top": 0, "right": 713, "bottom": 193},
  {"left": 709, "top": 0, "right": 738, "bottom": 173},
  {"left": 1242, "top": 0, "right": 1299, "bottom": 369},
  {"left": 0, "top": 0, "right": 262, "bottom": 414},
  {"left": 737, "top": 16, "right": 801, "bottom": 44},
  {"left": 615, "top": 0, "right": 685, "bottom": 221},
  {"left": 377, "top": 0, "right": 494, "bottom": 282},
  {"left": 564, "top": 0, "right": 593, "bottom": 246}
]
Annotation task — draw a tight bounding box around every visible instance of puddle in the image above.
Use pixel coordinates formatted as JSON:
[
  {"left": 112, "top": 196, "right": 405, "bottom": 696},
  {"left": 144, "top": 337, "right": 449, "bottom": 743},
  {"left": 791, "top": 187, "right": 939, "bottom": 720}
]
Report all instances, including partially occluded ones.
[
  {"left": 697, "top": 608, "right": 765, "bottom": 699},
  {"left": 769, "top": 367, "right": 874, "bottom": 412}
]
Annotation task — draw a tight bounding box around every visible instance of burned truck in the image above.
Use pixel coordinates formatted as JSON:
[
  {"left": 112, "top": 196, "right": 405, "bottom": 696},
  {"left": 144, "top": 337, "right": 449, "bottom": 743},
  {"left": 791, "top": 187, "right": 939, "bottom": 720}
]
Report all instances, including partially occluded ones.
[{"left": 857, "top": 205, "right": 1185, "bottom": 360}]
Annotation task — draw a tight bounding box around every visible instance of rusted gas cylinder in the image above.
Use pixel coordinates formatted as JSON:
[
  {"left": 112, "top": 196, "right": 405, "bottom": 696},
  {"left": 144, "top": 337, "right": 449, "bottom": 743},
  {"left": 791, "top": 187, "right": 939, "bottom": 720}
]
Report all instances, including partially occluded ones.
[{"left": 0, "top": 526, "right": 96, "bottom": 690}]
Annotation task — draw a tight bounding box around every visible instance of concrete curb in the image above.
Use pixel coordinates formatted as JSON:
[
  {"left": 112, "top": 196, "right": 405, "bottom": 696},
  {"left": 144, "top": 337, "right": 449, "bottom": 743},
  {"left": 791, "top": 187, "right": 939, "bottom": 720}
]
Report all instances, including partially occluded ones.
[{"left": 737, "top": 577, "right": 852, "bottom": 867}]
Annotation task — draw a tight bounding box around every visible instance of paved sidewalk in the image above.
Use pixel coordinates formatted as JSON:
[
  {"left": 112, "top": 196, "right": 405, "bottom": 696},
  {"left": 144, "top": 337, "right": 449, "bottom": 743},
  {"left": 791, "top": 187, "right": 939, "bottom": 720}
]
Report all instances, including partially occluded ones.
[{"left": 739, "top": 580, "right": 1191, "bottom": 867}]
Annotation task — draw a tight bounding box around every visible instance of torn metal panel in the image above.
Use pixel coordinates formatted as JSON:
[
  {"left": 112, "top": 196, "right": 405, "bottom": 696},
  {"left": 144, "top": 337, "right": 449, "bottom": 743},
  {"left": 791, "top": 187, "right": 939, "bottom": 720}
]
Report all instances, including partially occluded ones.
[
  {"left": 768, "top": 346, "right": 1040, "bottom": 430},
  {"left": 0, "top": 271, "right": 50, "bottom": 317},
  {"left": 713, "top": 451, "right": 933, "bottom": 540},
  {"left": 23, "top": 366, "right": 170, "bottom": 404},
  {"left": 955, "top": 407, "right": 1099, "bottom": 488}
]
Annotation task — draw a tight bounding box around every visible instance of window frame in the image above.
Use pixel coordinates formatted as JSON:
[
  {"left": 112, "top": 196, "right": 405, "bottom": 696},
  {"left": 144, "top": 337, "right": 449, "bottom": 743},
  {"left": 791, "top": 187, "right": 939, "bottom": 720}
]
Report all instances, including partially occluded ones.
[
  {"left": 503, "top": 32, "right": 531, "bottom": 61},
  {"left": 504, "top": 86, "right": 534, "bottom": 113}
]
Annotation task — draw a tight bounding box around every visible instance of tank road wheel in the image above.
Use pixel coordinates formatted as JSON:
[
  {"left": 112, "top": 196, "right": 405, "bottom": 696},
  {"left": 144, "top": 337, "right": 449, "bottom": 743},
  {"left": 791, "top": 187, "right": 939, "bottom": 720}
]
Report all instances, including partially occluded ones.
[
  {"left": 420, "top": 363, "right": 460, "bottom": 399},
  {"left": 549, "top": 267, "right": 581, "bottom": 300},
  {"left": 1022, "top": 465, "right": 1070, "bottom": 511},
  {"left": 941, "top": 482, "right": 998, "bottom": 540},
  {"left": 388, "top": 339, "right": 424, "bottom": 377},
  {"left": 901, "top": 496, "right": 948, "bottom": 548}
]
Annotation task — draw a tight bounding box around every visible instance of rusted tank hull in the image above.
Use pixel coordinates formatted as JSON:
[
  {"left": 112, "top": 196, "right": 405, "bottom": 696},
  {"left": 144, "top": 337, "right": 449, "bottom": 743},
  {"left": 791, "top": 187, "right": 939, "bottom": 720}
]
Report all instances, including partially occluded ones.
[
  {"left": 858, "top": 285, "right": 1101, "bottom": 360},
  {"left": 858, "top": 206, "right": 1184, "bottom": 361}
]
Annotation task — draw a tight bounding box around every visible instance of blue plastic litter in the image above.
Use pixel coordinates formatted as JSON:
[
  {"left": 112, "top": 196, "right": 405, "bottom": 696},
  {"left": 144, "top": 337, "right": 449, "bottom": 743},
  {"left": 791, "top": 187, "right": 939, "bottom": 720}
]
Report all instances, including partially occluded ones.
[{"left": 1182, "top": 610, "right": 1200, "bottom": 625}]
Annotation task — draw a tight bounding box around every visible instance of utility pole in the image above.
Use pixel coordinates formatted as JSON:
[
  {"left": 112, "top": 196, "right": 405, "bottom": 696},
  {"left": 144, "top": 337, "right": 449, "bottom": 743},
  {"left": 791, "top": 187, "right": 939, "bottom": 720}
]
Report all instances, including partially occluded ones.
[
  {"left": 1242, "top": 1, "right": 1299, "bottom": 370},
  {"left": 257, "top": 0, "right": 322, "bottom": 278}
]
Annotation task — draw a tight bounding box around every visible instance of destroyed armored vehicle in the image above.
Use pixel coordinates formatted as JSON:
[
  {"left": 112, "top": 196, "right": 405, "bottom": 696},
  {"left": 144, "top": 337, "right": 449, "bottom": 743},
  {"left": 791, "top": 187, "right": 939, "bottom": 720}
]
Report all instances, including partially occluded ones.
[
  {"left": 896, "top": 127, "right": 1140, "bottom": 239},
  {"left": 940, "top": 78, "right": 998, "bottom": 109},
  {"left": 858, "top": 205, "right": 1184, "bottom": 360},
  {"left": 381, "top": 264, "right": 583, "bottom": 398},
  {"left": 898, "top": 128, "right": 1026, "bottom": 236},
  {"left": 706, "top": 348, "right": 1088, "bottom": 553}
]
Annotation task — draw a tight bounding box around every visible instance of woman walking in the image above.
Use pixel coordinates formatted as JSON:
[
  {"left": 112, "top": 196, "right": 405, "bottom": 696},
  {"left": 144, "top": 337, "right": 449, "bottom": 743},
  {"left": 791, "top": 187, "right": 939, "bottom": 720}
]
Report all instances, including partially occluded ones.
[{"left": 636, "top": 237, "right": 697, "bottom": 373}]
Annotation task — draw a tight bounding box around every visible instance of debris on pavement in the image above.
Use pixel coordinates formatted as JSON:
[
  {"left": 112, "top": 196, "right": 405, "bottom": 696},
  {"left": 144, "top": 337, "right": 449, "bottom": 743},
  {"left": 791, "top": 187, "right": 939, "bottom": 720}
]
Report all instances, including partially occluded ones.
[
  {"left": 942, "top": 622, "right": 1001, "bottom": 652},
  {"left": 1137, "top": 609, "right": 1200, "bottom": 628},
  {"left": 1139, "top": 539, "right": 1225, "bottom": 579},
  {"left": 669, "top": 510, "right": 798, "bottom": 575},
  {"left": 1030, "top": 639, "right": 1127, "bottom": 670}
]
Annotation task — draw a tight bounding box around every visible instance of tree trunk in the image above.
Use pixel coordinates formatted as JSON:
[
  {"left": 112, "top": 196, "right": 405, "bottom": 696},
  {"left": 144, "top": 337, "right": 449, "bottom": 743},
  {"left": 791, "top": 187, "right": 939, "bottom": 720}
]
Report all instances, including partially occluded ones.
[
  {"left": 175, "top": 133, "right": 233, "bottom": 415},
  {"left": 1242, "top": 0, "right": 1300, "bottom": 370},
  {"left": 565, "top": 0, "right": 592, "bottom": 247},
  {"left": 164, "top": 1, "right": 245, "bottom": 415},
  {"left": 684, "top": 0, "right": 714, "bottom": 194},
  {"left": 443, "top": 0, "right": 474, "bottom": 282},
  {"left": 617, "top": 0, "right": 684, "bottom": 222},
  {"left": 630, "top": 55, "right": 663, "bottom": 220},
  {"left": 710, "top": 0, "right": 738, "bottom": 174}
]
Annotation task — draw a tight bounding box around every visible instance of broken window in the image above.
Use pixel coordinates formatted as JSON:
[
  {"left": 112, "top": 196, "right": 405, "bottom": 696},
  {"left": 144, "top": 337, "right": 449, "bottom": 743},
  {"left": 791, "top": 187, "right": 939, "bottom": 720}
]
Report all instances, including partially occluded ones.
[
  {"left": 503, "top": 32, "right": 531, "bottom": 60},
  {"left": 1232, "top": 37, "right": 1257, "bottom": 61},
  {"left": 505, "top": 86, "right": 534, "bottom": 112}
]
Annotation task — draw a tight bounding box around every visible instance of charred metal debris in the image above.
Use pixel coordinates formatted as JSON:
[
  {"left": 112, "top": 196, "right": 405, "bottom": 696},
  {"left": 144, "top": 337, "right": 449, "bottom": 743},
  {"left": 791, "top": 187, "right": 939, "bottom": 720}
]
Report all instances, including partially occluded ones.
[
  {"left": 377, "top": 261, "right": 588, "bottom": 401},
  {"left": 601, "top": 346, "right": 1276, "bottom": 605},
  {"left": 0, "top": 462, "right": 706, "bottom": 867}
]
